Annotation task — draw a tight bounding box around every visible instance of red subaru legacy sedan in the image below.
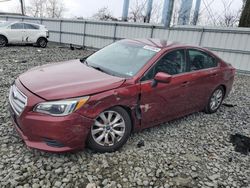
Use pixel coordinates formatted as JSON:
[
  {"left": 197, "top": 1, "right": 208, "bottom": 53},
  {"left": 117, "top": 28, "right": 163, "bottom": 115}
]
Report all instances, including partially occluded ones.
[{"left": 9, "top": 39, "right": 235, "bottom": 153}]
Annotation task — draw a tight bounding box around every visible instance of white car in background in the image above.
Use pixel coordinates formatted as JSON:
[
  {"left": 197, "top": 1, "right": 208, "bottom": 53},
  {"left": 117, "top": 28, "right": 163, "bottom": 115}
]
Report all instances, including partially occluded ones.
[{"left": 0, "top": 21, "right": 49, "bottom": 48}]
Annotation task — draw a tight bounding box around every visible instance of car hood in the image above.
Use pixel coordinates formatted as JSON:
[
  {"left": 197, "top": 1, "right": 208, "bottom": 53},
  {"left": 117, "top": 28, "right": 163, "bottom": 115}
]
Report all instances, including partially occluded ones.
[{"left": 19, "top": 60, "right": 125, "bottom": 100}]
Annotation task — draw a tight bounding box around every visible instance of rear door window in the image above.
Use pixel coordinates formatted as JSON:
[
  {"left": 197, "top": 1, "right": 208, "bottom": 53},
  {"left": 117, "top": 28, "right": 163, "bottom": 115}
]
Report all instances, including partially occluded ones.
[
  {"left": 187, "top": 49, "right": 218, "bottom": 71},
  {"left": 24, "top": 23, "right": 39, "bottom": 30}
]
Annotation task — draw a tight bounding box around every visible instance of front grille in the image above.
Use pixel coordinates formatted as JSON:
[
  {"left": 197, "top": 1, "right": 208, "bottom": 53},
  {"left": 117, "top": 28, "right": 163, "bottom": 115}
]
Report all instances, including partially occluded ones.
[{"left": 9, "top": 85, "right": 27, "bottom": 116}]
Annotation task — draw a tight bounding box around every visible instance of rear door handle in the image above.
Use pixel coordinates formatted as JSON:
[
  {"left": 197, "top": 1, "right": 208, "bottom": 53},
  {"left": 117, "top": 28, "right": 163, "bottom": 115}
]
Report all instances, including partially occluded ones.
[
  {"left": 210, "top": 73, "right": 218, "bottom": 77},
  {"left": 181, "top": 81, "right": 190, "bottom": 87}
]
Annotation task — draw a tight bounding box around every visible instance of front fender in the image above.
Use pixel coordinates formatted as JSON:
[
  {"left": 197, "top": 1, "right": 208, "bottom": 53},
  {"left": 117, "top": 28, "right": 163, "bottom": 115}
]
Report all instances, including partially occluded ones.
[
  {"left": 78, "top": 84, "right": 140, "bottom": 119},
  {"left": 0, "top": 32, "right": 8, "bottom": 41},
  {"left": 76, "top": 84, "right": 141, "bottom": 132}
]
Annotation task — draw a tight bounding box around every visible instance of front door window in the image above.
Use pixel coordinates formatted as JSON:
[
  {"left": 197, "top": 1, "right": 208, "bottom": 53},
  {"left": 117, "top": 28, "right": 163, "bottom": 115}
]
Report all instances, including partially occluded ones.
[{"left": 141, "top": 49, "right": 186, "bottom": 81}]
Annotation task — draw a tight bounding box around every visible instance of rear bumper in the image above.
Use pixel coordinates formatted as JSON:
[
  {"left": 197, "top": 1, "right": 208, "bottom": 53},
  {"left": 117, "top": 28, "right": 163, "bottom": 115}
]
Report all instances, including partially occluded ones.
[{"left": 224, "top": 74, "right": 235, "bottom": 99}]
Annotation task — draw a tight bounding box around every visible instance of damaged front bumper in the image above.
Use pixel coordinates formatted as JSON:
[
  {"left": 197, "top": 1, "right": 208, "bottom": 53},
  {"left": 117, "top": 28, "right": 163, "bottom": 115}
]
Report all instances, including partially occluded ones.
[{"left": 9, "top": 80, "right": 94, "bottom": 153}]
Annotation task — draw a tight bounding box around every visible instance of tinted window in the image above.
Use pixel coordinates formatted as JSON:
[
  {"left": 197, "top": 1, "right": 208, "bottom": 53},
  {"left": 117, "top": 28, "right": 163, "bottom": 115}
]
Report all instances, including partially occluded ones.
[
  {"left": 24, "top": 23, "right": 39, "bottom": 29},
  {"left": 11, "top": 23, "right": 24, "bottom": 29},
  {"left": 188, "top": 49, "right": 218, "bottom": 71},
  {"left": 87, "top": 41, "right": 158, "bottom": 77},
  {"left": 142, "top": 49, "right": 186, "bottom": 81}
]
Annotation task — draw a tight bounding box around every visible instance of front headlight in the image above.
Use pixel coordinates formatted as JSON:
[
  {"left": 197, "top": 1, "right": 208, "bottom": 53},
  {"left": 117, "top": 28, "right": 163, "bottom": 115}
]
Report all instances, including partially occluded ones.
[{"left": 33, "top": 97, "right": 89, "bottom": 116}]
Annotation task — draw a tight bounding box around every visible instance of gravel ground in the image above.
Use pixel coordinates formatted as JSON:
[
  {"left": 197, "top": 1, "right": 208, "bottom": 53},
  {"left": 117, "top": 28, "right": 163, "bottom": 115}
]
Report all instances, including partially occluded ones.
[{"left": 0, "top": 44, "right": 250, "bottom": 188}]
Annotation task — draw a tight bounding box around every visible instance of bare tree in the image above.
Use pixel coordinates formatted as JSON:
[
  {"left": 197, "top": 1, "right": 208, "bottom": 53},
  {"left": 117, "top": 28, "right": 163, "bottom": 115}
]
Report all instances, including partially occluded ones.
[
  {"left": 127, "top": 0, "right": 164, "bottom": 23},
  {"left": 150, "top": 0, "right": 164, "bottom": 23},
  {"left": 92, "top": 1, "right": 162, "bottom": 23},
  {"left": 171, "top": 0, "right": 181, "bottom": 25},
  {"left": 217, "top": 0, "right": 241, "bottom": 27},
  {"left": 26, "top": 0, "right": 65, "bottom": 18},
  {"left": 26, "top": 0, "right": 45, "bottom": 17},
  {"left": 46, "top": 0, "right": 65, "bottom": 18},
  {"left": 92, "top": 7, "right": 118, "bottom": 21},
  {"left": 128, "top": 0, "right": 147, "bottom": 22},
  {"left": 197, "top": 0, "right": 241, "bottom": 27},
  {"left": 11, "top": 4, "right": 22, "bottom": 14}
]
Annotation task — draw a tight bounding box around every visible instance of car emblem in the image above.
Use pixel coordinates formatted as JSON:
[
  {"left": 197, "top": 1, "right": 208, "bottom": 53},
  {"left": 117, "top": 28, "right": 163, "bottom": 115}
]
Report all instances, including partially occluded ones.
[{"left": 13, "top": 89, "right": 18, "bottom": 99}]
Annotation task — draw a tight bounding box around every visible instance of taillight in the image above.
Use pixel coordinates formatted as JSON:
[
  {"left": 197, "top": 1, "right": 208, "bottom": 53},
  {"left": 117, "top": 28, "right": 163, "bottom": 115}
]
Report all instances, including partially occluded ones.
[
  {"left": 232, "top": 67, "right": 236, "bottom": 75},
  {"left": 227, "top": 63, "right": 236, "bottom": 75}
]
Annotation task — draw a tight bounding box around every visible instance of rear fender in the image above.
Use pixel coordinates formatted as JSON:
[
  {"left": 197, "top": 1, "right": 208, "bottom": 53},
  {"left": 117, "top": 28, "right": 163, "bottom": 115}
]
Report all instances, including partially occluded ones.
[{"left": 36, "top": 35, "right": 48, "bottom": 43}]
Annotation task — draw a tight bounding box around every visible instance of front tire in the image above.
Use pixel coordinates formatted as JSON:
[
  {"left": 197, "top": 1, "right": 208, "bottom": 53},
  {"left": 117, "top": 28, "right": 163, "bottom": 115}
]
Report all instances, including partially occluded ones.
[
  {"left": 205, "top": 86, "right": 224, "bottom": 114},
  {"left": 0, "top": 36, "right": 7, "bottom": 47},
  {"left": 88, "top": 107, "right": 132, "bottom": 153},
  {"left": 37, "top": 37, "right": 47, "bottom": 48}
]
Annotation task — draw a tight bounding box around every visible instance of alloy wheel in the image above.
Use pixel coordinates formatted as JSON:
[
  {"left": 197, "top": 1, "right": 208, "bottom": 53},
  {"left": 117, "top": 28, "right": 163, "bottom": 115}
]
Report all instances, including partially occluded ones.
[
  {"left": 210, "top": 89, "right": 223, "bottom": 111},
  {"left": 39, "top": 39, "right": 47, "bottom": 47},
  {"left": 91, "top": 110, "right": 126, "bottom": 146},
  {"left": 0, "top": 37, "right": 6, "bottom": 47}
]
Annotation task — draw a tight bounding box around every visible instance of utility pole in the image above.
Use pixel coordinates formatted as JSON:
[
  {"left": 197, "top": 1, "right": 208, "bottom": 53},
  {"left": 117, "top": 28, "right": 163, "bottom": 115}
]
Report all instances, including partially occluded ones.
[
  {"left": 122, "top": 0, "right": 130, "bottom": 21},
  {"left": 20, "top": 0, "right": 25, "bottom": 15},
  {"left": 161, "top": 0, "right": 174, "bottom": 28},
  {"left": 0, "top": 0, "right": 25, "bottom": 15},
  {"left": 192, "top": 0, "right": 201, "bottom": 25},
  {"left": 178, "top": 0, "right": 193, "bottom": 25},
  {"left": 145, "top": 0, "right": 153, "bottom": 23}
]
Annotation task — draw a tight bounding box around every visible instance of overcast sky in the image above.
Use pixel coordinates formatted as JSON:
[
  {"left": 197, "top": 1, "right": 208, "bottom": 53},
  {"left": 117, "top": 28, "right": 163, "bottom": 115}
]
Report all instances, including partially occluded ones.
[{"left": 0, "top": 0, "right": 243, "bottom": 19}]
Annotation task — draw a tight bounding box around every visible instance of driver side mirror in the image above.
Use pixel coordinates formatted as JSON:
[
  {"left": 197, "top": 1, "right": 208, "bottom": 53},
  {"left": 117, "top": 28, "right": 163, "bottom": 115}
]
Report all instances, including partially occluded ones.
[{"left": 151, "top": 72, "right": 172, "bottom": 87}]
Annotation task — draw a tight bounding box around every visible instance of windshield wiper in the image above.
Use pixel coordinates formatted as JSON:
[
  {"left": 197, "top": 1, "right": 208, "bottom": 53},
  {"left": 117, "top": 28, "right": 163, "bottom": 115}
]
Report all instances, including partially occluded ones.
[
  {"left": 89, "top": 65, "right": 106, "bottom": 73},
  {"left": 80, "top": 52, "right": 95, "bottom": 63},
  {"left": 80, "top": 57, "right": 90, "bottom": 67},
  {"left": 85, "top": 63, "right": 120, "bottom": 77},
  {"left": 80, "top": 54, "right": 91, "bottom": 64},
  {"left": 82, "top": 60, "right": 89, "bottom": 66}
]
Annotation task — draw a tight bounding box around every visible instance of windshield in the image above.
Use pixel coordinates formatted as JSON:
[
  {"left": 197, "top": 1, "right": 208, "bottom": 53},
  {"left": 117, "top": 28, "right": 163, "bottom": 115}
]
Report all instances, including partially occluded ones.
[
  {"left": 86, "top": 40, "right": 159, "bottom": 78},
  {"left": 0, "top": 22, "right": 12, "bottom": 28}
]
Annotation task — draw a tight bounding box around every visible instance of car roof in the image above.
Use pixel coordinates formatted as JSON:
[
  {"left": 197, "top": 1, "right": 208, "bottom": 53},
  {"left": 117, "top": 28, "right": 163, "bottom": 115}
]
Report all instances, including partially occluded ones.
[
  {"left": 4, "top": 21, "right": 41, "bottom": 26},
  {"left": 124, "top": 38, "right": 222, "bottom": 62},
  {"left": 125, "top": 38, "right": 201, "bottom": 50}
]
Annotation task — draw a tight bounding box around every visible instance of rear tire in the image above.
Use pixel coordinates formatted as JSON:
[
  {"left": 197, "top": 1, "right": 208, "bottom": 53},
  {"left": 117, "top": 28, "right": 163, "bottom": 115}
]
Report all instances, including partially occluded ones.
[
  {"left": 205, "top": 86, "right": 225, "bottom": 114},
  {"left": 0, "top": 36, "right": 7, "bottom": 47},
  {"left": 88, "top": 106, "right": 132, "bottom": 153},
  {"left": 37, "top": 37, "right": 47, "bottom": 48}
]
